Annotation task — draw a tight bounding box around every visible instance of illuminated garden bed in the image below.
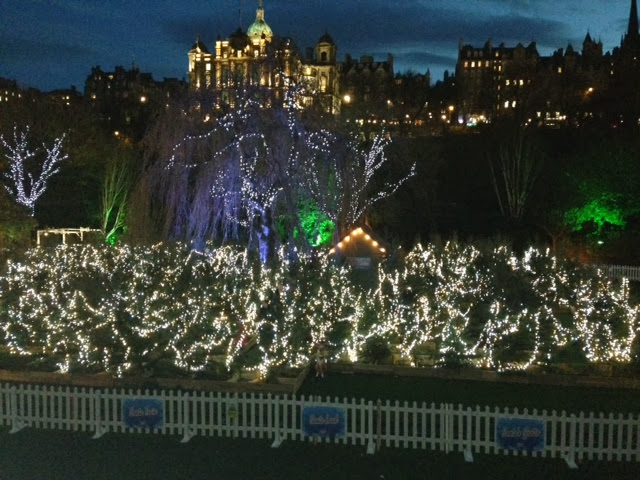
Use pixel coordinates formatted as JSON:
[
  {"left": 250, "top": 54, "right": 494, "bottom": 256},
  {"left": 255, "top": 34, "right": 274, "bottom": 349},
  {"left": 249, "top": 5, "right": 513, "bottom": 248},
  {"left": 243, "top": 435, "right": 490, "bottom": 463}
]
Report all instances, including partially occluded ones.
[{"left": 0, "top": 242, "right": 638, "bottom": 381}]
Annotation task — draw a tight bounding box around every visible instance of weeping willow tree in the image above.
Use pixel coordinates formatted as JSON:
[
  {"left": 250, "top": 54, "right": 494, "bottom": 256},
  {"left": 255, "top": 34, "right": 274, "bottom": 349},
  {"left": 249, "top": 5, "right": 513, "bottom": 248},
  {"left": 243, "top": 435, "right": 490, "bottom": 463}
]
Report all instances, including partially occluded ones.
[{"left": 133, "top": 86, "right": 414, "bottom": 263}]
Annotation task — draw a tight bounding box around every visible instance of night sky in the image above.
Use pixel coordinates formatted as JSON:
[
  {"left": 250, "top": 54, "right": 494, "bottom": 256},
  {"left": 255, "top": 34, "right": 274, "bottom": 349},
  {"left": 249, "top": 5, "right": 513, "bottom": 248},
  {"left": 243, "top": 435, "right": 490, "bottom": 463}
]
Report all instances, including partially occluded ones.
[{"left": 0, "top": 0, "right": 634, "bottom": 92}]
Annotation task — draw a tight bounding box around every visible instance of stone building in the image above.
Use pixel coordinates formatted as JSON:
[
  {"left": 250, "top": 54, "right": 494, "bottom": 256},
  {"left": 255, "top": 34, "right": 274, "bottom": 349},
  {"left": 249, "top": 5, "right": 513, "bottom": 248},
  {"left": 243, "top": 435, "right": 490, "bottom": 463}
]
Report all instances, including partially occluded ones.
[
  {"left": 186, "top": 0, "right": 393, "bottom": 116},
  {"left": 187, "top": 0, "right": 300, "bottom": 108},
  {"left": 300, "top": 32, "right": 341, "bottom": 114},
  {"left": 85, "top": 64, "right": 186, "bottom": 138},
  {"left": 455, "top": 0, "right": 640, "bottom": 127}
]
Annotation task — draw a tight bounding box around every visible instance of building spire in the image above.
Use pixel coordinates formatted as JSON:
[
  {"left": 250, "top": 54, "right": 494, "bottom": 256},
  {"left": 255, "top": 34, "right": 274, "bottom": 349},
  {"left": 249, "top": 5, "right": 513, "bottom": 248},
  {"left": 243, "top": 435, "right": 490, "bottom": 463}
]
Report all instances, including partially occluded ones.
[
  {"left": 629, "top": 0, "right": 639, "bottom": 38},
  {"left": 256, "top": 0, "right": 265, "bottom": 21}
]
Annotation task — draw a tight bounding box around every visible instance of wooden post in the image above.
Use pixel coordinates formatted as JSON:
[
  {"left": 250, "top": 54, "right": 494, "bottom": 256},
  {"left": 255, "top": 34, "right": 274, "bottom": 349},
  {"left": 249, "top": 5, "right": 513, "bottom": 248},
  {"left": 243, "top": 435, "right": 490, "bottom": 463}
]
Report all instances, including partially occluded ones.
[
  {"left": 376, "top": 399, "right": 382, "bottom": 451},
  {"left": 181, "top": 392, "right": 193, "bottom": 443}
]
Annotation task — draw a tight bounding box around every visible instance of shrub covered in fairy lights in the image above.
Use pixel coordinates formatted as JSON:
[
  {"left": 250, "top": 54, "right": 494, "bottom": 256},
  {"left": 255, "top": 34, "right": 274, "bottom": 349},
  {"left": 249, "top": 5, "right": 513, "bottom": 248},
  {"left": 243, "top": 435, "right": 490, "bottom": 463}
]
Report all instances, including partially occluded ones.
[{"left": 0, "top": 242, "right": 637, "bottom": 377}]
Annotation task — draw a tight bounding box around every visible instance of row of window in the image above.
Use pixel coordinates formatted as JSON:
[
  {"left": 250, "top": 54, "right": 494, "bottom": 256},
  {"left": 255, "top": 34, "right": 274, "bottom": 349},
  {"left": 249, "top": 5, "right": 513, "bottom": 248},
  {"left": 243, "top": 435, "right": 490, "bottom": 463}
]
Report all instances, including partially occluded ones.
[
  {"left": 465, "top": 50, "right": 502, "bottom": 59},
  {"left": 463, "top": 61, "right": 505, "bottom": 72},
  {"left": 464, "top": 60, "right": 492, "bottom": 68}
]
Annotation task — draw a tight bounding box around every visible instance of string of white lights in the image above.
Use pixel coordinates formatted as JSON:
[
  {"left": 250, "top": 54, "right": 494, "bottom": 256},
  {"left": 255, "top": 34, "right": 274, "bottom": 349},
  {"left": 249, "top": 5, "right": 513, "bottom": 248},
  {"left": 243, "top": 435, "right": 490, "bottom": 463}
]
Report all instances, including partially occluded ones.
[{"left": 0, "top": 242, "right": 636, "bottom": 377}]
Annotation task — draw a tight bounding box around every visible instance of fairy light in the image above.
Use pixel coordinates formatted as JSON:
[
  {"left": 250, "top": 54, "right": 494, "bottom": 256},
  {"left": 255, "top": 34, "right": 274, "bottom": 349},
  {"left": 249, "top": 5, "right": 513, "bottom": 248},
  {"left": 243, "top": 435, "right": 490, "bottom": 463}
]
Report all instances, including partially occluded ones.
[
  {"left": 0, "top": 125, "right": 67, "bottom": 215},
  {"left": 331, "top": 228, "right": 388, "bottom": 255},
  {"left": 155, "top": 84, "right": 414, "bottom": 259},
  {"left": 0, "top": 242, "right": 637, "bottom": 376}
]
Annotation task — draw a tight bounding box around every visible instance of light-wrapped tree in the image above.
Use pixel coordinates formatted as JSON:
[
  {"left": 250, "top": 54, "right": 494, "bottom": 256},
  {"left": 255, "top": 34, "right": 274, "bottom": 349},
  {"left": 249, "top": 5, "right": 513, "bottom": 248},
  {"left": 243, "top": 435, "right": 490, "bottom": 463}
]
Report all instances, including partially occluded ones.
[{"left": 0, "top": 125, "right": 67, "bottom": 215}]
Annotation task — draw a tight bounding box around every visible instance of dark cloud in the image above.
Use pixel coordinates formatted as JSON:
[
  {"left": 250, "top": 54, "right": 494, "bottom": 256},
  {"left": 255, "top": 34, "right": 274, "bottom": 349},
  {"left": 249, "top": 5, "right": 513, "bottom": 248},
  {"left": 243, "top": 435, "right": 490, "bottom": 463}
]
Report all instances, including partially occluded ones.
[
  {"left": 393, "top": 51, "right": 458, "bottom": 68},
  {"left": 0, "top": 35, "right": 98, "bottom": 62},
  {"left": 164, "top": 15, "right": 244, "bottom": 47},
  {"left": 164, "top": 2, "right": 569, "bottom": 59},
  {"left": 308, "top": 6, "right": 569, "bottom": 51},
  {"left": 0, "top": 0, "right": 633, "bottom": 90}
]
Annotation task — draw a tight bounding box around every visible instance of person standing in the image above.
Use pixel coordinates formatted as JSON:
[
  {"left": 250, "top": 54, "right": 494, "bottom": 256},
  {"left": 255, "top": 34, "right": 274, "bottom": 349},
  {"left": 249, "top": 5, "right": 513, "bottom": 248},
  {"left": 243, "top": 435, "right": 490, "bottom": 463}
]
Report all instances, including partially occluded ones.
[{"left": 314, "top": 341, "right": 328, "bottom": 378}]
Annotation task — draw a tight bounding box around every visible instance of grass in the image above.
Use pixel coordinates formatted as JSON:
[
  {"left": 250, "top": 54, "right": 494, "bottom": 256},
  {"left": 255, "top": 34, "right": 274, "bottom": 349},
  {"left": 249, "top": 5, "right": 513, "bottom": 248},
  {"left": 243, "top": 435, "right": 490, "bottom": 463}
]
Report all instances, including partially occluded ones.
[
  {"left": 0, "top": 365, "right": 639, "bottom": 479},
  {"left": 299, "top": 371, "right": 640, "bottom": 415},
  {"left": 1, "top": 427, "right": 639, "bottom": 480}
]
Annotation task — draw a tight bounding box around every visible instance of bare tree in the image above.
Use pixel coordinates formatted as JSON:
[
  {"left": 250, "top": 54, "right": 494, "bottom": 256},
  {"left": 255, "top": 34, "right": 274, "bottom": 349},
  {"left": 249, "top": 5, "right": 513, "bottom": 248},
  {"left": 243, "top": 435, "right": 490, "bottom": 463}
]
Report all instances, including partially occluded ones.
[
  {"left": 488, "top": 127, "right": 542, "bottom": 221},
  {"left": 0, "top": 125, "right": 67, "bottom": 215},
  {"left": 304, "top": 132, "right": 416, "bottom": 234},
  {"left": 101, "top": 147, "right": 135, "bottom": 244}
]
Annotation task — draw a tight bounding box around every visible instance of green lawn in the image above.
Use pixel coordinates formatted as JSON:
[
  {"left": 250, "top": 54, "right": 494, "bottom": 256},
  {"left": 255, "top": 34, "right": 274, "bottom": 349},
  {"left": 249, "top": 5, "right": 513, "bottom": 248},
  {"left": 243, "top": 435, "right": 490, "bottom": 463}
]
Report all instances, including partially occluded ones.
[
  {"left": 1, "top": 427, "right": 639, "bottom": 480},
  {"left": 299, "top": 371, "right": 640, "bottom": 415}
]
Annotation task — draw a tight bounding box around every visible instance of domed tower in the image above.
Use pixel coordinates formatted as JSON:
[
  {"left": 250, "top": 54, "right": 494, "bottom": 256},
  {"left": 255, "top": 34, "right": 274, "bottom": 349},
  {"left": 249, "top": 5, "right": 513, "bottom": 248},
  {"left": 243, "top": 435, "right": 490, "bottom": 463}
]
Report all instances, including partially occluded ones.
[
  {"left": 315, "top": 32, "right": 337, "bottom": 64},
  {"left": 299, "top": 31, "right": 340, "bottom": 113},
  {"left": 247, "top": 0, "right": 273, "bottom": 43}
]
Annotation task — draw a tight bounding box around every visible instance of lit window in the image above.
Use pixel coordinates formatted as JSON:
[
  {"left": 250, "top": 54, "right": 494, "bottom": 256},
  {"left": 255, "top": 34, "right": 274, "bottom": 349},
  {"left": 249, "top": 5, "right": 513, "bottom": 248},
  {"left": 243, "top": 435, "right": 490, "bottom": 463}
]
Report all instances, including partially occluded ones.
[
  {"left": 485, "top": 61, "right": 489, "bottom": 67},
  {"left": 557, "top": 67, "right": 562, "bottom": 74},
  {"left": 464, "top": 61, "right": 469, "bottom": 68},
  {"left": 519, "top": 79, "right": 524, "bottom": 86},
  {"left": 206, "top": 63, "right": 211, "bottom": 71},
  {"left": 504, "top": 101, "right": 509, "bottom": 108},
  {"left": 512, "top": 100, "right": 517, "bottom": 108},
  {"left": 471, "top": 61, "right": 475, "bottom": 68},
  {"left": 506, "top": 79, "right": 510, "bottom": 85}
]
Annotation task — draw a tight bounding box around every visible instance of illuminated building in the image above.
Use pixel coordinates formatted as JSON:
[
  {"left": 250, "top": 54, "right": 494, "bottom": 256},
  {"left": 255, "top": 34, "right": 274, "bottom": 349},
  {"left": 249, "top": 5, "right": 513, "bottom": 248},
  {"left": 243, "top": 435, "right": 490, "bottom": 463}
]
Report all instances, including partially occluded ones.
[
  {"left": 300, "top": 32, "right": 341, "bottom": 114},
  {"left": 84, "top": 64, "right": 186, "bottom": 138},
  {"left": 456, "top": 0, "right": 640, "bottom": 127},
  {"left": 43, "top": 86, "right": 83, "bottom": 107},
  {"left": 0, "top": 77, "right": 26, "bottom": 105},
  {"left": 340, "top": 54, "right": 394, "bottom": 104},
  {"left": 187, "top": 0, "right": 299, "bottom": 107},
  {"left": 187, "top": 0, "right": 393, "bottom": 115}
]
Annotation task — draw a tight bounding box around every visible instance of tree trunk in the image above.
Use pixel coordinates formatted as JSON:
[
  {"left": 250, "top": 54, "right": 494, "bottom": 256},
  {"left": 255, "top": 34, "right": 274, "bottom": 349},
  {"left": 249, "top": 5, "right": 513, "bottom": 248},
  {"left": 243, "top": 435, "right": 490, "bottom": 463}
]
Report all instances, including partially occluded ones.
[{"left": 257, "top": 207, "right": 276, "bottom": 265}]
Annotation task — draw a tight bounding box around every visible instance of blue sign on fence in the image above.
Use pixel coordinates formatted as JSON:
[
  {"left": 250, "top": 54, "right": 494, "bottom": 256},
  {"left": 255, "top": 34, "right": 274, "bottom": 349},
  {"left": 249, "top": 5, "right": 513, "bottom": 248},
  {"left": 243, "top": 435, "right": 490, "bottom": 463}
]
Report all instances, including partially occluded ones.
[
  {"left": 301, "top": 405, "right": 346, "bottom": 438},
  {"left": 122, "top": 398, "right": 164, "bottom": 429},
  {"left": 496, "top": 417, "right": 545, "bottom": 451}
]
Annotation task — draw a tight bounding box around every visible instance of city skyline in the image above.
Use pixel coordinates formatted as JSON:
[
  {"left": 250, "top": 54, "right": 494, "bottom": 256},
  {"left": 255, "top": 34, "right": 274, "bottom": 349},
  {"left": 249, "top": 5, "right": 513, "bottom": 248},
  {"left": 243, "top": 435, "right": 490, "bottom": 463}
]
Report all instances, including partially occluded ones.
[{"left": 0, "top": 0, "right": 634, "bottom": 92}]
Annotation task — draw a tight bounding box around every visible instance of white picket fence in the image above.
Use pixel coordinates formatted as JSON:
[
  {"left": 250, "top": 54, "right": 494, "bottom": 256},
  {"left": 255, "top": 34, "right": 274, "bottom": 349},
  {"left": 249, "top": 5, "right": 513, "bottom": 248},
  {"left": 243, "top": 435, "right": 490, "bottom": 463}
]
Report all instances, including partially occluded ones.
[
  {"left": 595, "top": 264, "right": 640, "bottom": 282},
  {"left": 0, "top": 383, "right": 638, "bottom": 464}
]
